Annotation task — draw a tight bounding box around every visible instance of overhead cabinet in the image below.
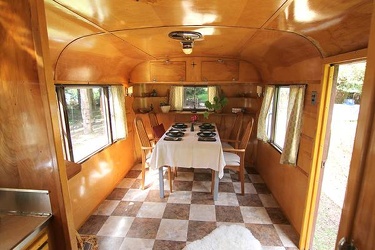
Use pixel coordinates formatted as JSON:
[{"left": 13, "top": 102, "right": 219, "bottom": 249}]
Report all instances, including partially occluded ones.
[
  {"left": 150, "top": 61, "right": 186, "bottom": 82},
  {"left": 201, "top": 60, "right": 239, "bottom": 81}
]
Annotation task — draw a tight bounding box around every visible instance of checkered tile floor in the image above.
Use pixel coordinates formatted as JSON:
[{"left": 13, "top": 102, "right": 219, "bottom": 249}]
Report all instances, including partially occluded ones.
[{"left": 78, "top": 164, "right": 299, "bottom": 249}]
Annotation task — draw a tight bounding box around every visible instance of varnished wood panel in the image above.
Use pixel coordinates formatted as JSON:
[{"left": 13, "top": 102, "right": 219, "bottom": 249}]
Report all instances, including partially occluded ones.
[
  {"left": 55, "top": 33, "right": 152, "bottom": 82},
  {"left": 0, "top": 0, "right": 75, "bottom": 248},
  {"left": 337, "top": 3, "right": 375, "bottom": 247},
  {"left": 44, "top": 0, "right": 103, "bottom": 72},
  {"left": 130, "top": 58, "right": 261, "bottom": 83},
  {"left": 201, "top": 60, "right": 239, "bottom": 81},
  {"left": 257, "top": 141, "right": 308, "bottom": 234},
  {"left": 68, "top": 139, "right": 135, "bottom": 228},
  {"left": 53, "top": 0, "right": 286, "bottom": 30},
  {"left": 150, "top": 61, "right": 186, "bottom": 82},
  {"left": 266, "top": 0, "right": 372, "bottom": 57}
]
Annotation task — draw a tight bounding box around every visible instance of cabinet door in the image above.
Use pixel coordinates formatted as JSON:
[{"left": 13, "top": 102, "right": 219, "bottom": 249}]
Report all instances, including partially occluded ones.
[
  {"left": 150, "top": 61, "right": 186, "bottom": 82},
  {"left": 201, "top": 60, "right": 239, "bottom": 81}
]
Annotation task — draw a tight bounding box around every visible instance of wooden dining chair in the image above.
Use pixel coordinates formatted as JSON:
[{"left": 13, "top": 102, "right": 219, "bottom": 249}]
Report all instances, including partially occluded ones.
[
  {"left": 221, "top": 112, "right": 243, "bottom": 149},
  {"left": 134, "top": 117, "right": 173, "bottom": 191},
  {"left": 212, "top": 117, "right": 254, "bottom": 195},
  {"left": 148, "top": 112, "right": 159, "bottom": 128}
]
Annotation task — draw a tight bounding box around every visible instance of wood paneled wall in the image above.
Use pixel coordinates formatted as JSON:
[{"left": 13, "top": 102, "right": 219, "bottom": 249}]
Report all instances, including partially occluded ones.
[
  {"left": 255, "top": 56, "right": 324, "bottom": 236},
  {"left": 68, "top": 138, "right": 136, "bottom": 228},
  {"left": 0, "top": 0, "right": 75, "bottom": 248}
]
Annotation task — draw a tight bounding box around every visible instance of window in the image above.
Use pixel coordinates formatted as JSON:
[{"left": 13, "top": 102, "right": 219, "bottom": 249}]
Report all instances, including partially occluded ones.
[
  {"left": 182, "top": 86, "right": 209, "bottom": 110},
  {"left": 56, "top": 85, "right": 127, "bottom": 162},
  {"left": 266, "top": 86, "right": 290, "bottom": 151}
]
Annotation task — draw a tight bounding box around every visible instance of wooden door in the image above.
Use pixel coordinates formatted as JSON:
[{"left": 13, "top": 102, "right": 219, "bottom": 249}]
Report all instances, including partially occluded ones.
[{"left": 335, "top": 6, "right": 375, "bottom": 248}]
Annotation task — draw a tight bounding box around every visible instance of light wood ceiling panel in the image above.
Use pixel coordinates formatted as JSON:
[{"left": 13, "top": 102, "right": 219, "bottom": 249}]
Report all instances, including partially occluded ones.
[
  {"left": 44, "top": 0, "right": 373, "bottom": 82},
  {"left": 266, "top": 0, "right": 372, "bottom": 56},
  {"left": 114, "top": 27, "right": 257, "bottom": 59},
  {"left": 240, "top": 30, "right": 321, "bottom": 73},
  {"left": 55, "top": 33, "right": 153, "bottom": 82},
  {"left": 45, "top": 0, "right": 103, "bottom": 69},
  {"left": 52, "top": 0, "right": 287, "bottom": 30}
]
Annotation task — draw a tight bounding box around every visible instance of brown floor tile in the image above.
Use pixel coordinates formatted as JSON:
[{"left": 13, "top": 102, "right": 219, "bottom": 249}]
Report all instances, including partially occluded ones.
[
  {"left": 130, "top": 179, "right": 142, "bottom": 189},
  {"left": 230, "top": 173, "right": 251, "bottom": 183},
  {"left": 78, "top": 215, "right": 109, "bottom": 234},
  {"left": 97, "top": 236, "right": 124, "bottom": 249},
  {"left": 193, "top": 172, "right": 212, "bottom": 181},
  {"left": 253, "top": 183, "right": 271, "bottom": 194},
  {"left": 266, "top": 207, "right": 290, "bottom": 224},
  {"left": 112, "top": 201, "right": 143, "bottom": 217},
  {"left": 145, "top": 190, "right": 168, "bottom": 202},
  {"left": 125, "top": 170, "right": 142, "bottom": 178},
  {"left": 163, "top": 203, "right": 190, "bottom": 220},
  {"left": 237, "top": 194, "right": 263, "bottom": 207},
  {"left": 187, "top": 221, "right": 216, "bottom": 242},
  {"left": 219, "top": 182, "right": 235, "bottom": 192},
  {"left": 126, "top": 218, "right": 161, "bottom": 239},
  {"left": 107, "top": 188, "right": 128, "bottom": 200},
  {"left": 191, "top": 192, "right": 215, "bottom": 205},
  {"left": 246, "top": 224, "right": 283, "bottom": 246},
  {"left": 173, "top": 180, "right": 193, "bottom": 191},
  {"left": 153, "top": 240, "right": 186, "bottom": 250},
  {"left": 215, "top": 206, "right": 244, "bottom": 223}
]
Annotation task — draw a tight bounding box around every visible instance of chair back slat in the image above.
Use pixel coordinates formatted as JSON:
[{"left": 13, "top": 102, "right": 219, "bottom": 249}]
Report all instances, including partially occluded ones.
[
  {"left": 148, "top": 112, "right": 159, "bottom": 128},
  {"left": 134, "top": 117, "right": 152, "bottom": 149},
  {"left": 238, "top": 117, "right": 254, "bottom": 150}
]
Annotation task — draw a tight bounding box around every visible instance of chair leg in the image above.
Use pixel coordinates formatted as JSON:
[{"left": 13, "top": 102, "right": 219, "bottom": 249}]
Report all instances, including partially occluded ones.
[
  {"left": 239, "top": 165, "right": 244, "bottom": 195},
  {"left": 141, "top": 163, "right": 146, "bottom": 190},
  {"left": 168, "top": 167, "right": 173, "bottom": 193},
  {"left": 211, "top": 169, "right": 215, "bottom": 194}
]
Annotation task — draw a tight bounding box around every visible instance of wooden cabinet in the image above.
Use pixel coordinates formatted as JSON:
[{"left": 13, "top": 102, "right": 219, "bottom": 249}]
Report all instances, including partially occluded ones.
[
  {"left": 23, "top": 227, "right": 49, "bottom": 250},
  {"left": 201, "top": 60, "right": 239, "bottom": 81},
  {"left": 150, "top": 61, "right": 186, "bottom": 82}
]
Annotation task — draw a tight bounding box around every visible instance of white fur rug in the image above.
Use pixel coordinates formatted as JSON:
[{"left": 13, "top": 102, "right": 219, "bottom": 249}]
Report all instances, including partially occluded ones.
[{"left": 183, "top": 224, "right": 262, "bottom": 250}]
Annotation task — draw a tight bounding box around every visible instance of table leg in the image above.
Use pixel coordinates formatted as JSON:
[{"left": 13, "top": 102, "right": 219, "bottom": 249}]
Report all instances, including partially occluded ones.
[
  {"left": 159, "top": 167, "right": 165, "bottom": 198},
  {"left": 213, "top": 171, "right": 219, "bottom": 200}
]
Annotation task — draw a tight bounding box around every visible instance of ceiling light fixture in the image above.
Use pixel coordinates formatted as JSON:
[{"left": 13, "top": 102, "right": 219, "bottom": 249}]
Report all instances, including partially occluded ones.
[{"left": 169, "top": 31, "right": 203, "bottom": 55}]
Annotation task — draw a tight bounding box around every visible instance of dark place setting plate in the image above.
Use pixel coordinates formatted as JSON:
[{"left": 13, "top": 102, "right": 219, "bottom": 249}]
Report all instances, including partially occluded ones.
[
  {"left": 198, "top": 137, "right": 216, "bottom": 142},
  {"left": 199, "top": 123, "right": 215, "bottom": 129},
  {"left": 172, "top": 123, "right": 188, "bottom": 129},
  {"left": 164, "top": 137, "right": 182, "bottom": 141},
  {"left": 166, "top": 131, "right": 184, "bottom": 137},
  {"left": 197, "top": 132, "right": 216, "bottom": 137},
  {"left": 170, "top": 128, "right": 186, "bottom": 132}
]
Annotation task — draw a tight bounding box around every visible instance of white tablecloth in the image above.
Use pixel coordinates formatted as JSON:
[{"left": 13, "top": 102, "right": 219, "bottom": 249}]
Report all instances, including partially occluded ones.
[{"left": 149, "top": 123, "right": 225, "bottom": 178}]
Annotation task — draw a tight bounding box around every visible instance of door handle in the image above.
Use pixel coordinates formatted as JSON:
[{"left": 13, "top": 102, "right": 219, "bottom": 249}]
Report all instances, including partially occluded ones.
[{"left": 337, "top": 237, "right": 358, "bottom": 250}]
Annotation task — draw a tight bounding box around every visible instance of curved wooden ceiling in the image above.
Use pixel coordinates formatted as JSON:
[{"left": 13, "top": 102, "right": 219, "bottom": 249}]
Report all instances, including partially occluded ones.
[{"left": 45, "top": 0, "right": 373, "bottom": 82}]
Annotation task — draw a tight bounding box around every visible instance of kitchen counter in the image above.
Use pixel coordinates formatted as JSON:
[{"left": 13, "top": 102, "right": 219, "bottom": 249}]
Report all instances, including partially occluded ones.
[
  {"left": 0, "top": 188, "right": 52, "bottom": 249},
  {"left": 0, "top": 214, "right": 51, "bottom": 249}
]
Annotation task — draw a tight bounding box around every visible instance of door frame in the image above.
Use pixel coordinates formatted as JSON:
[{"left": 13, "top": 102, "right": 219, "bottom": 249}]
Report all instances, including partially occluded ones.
[{"left": 299, "top": 50, "right": 368, "bottom": 250}]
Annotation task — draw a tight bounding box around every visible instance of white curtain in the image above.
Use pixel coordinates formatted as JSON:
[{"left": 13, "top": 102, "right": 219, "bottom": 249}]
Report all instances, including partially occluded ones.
[
  {"left": 257, "top": 85, "right": 275, "bottom": 141},
  {"left": 169, "top": 86, "right": 184, "bottom": 111},
  {"left": 208, "top": 86, "right": 220, "bottom": 103},
  {"left": 280, "top": 85, "right": 306, "bottom": 165},
  {"left": 110, "top": 85, "right": 127, "bottom": 140}
]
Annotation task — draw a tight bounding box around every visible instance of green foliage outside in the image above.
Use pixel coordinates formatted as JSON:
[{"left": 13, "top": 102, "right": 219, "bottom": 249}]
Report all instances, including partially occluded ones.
[{"left": 335, "top": 62, "right": 366, "bottom": 104}]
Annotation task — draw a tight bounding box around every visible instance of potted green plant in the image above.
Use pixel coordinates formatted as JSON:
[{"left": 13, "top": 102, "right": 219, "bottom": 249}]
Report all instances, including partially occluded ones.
[
  {"left": 160, "top": 102, "right": 171, "bottom": 113},
  {"left": 205, "top": 96, "right": 228, "bottom": 113},
  {"left": 204, "top": 96, "right": 228, "bottom": 118}
]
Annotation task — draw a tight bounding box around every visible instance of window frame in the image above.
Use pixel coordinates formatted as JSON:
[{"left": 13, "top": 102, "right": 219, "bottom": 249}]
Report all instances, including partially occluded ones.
[
  {"left": 56, "top": 84, "right": 125, "bottom": 163},
  {"left": 266, "top": 85, "right": 291, "bottom": 153}
]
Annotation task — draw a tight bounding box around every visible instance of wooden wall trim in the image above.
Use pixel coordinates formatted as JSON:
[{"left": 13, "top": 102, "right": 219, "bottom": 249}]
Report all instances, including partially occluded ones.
[
  {"left": 30, "top": 0, "right": 77, "bottom": 248},
  {"left": 323, "top": 49, "right": 367, "bottom": 64}
]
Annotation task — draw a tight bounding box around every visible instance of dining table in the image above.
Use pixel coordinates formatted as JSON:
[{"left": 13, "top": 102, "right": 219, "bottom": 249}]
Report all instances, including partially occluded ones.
[{"left": 149, "top": 122, "right": 226, "bottom": 200}]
